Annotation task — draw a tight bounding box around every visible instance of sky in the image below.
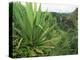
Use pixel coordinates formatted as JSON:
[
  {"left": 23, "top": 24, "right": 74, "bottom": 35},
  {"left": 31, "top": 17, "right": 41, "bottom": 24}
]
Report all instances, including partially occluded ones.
[
  {"left": 41, "top": 3, "right": 77, "bottom": 13},
  {"left": 22, "top": 3, "right": 77, "bottom": 13}
]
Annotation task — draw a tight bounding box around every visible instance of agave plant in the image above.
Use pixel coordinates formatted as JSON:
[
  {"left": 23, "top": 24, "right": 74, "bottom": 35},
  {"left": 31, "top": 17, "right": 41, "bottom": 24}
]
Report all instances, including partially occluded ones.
[{"left": 12, "top": 2, "right": 61, "bottom": 57}]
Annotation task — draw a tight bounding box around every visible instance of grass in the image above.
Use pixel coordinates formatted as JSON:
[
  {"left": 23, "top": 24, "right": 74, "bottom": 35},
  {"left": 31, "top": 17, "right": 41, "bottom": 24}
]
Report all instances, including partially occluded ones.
[{"left": 9, "top": 2, "right": 78, "bottom": 58}]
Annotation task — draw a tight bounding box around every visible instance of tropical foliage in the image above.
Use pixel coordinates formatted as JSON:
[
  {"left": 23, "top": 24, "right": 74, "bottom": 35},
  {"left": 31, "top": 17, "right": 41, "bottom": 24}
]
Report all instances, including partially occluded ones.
[{"left": 9, "top": 2, "right": 78, "bottom": 58}]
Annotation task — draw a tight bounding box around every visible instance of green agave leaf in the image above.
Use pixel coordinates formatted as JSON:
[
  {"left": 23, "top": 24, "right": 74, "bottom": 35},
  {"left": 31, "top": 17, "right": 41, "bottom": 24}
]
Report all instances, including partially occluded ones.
[
  {"left": 13, "top": 2, "right": 32, "bottom": 43},
  {"left": 13, "top": 3, "right": 24, "bottom": 28},
  {"left": 18, "top": 3, "right": 32, "bottom": 37},
  {"left": 16, "top": 38, "right": 23, "bottom": 49},
  {"left": 33, "top": 3, "right": 37, "bottom": 20},
  {"left": 13, "top": 3, "right": 27, "bottom": 39},
  {"left": 32, "top": 11, "right": 48, "bottom": 45},
  {"left": 39, "top": 24, "right": 56, "bottom": 42},
  {"left": 40, "top": 11, "right": 48, "bottom": 27},
  {"left": 38, "top": 24, "right": 44, "bottom": 30},
  {"left": 34, "top": 48, "right": 43, "bottom": 54},
  {"left": 36, "top": 4, "right": 41, "bottom": 25},
  {"left": 39, "top": 37, "right": 60, "bottom": 46},
  {"left": 25, "top": 3, "right": 34, "bottom": 28},
  {"left": 14, "top": 27, "right": 22, "bottom": 36}
]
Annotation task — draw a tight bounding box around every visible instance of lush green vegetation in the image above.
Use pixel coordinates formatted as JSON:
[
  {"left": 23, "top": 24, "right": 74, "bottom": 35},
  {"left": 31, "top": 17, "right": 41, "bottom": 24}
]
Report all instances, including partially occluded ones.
[{"left": 10, "top": 2, "right": 78, "bottom": 58}]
